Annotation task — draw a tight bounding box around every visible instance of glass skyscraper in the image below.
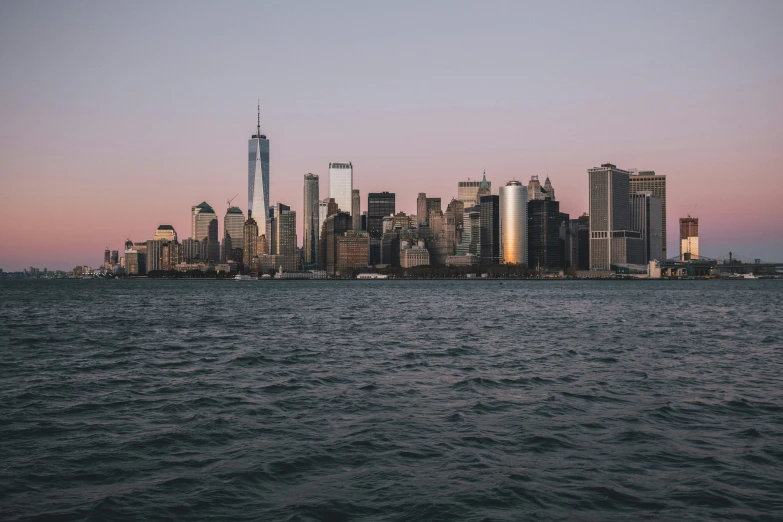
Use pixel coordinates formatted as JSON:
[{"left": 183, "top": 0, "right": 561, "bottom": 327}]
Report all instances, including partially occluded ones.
[
  {"left": 248, "top": 106, "right": 270, "bottom": 241},
  {"left": 329, "top": 162, "right": 353, "bottom": 215},
  {"left": 303, "top": 174, "right": 320, "bottom": 266}
]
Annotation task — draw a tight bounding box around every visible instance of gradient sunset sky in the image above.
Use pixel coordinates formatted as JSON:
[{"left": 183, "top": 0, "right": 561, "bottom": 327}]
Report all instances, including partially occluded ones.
[{"left": 1, "top": 1, "right": 782, "bottom": 271}]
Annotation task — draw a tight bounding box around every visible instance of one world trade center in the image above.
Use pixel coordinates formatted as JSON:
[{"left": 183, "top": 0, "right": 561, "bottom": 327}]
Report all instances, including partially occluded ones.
[{"left": 248, "top": 104, "right": 270, "bottom": 242}]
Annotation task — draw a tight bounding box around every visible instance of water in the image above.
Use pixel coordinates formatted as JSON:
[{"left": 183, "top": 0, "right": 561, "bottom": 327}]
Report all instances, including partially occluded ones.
[{"left": 1, "top": 280, "right": 782, "bottom": 521}]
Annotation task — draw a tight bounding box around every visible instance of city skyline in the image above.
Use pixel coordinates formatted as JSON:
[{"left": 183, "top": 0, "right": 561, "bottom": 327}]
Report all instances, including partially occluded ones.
[{"left": 2, "top": 2, "right": 782, "bottom": 271}]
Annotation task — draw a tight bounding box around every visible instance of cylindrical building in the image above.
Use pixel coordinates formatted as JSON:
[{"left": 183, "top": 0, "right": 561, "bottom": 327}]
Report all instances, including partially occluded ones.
[{"left": 499, "top": 180, "right": 528, "bottom": 264}]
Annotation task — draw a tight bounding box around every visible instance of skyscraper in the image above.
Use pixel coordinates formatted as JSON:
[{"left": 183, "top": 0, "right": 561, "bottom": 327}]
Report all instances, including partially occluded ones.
[
  {"left": 416, "top": 193, "right": 428, "bottom": 228},
  {"left": 630, "top": 192, "right": 663, "bottom": 263},
  {"left": 526, "top": 175, "right": 555, "bottom": 201},
  {"left": 458, "top": 172, "right": 491, "bottom": 208},
  {"left": 304, "top": 174, "right": 320, "bottom": 267},
  {"left": 192, "top": 202, "right": 216, "bottom": 242},
  {"left": 243, "top": 217, "right": 259, "bottom": 266},
  {"left": 577, "top": 213, "right": 590, "bottom": 270},
  {"left": 270, "top": 203, "right": 296, "bottom": 257},
  {"left": 588, "top": 163, "right": 644, "bottom": 270},
  {"left": 500, "top": 180, "right": 528, "bottom": 264},
  {"left": 480, "top": 195, "right": 500, "bottom": 264},
  {"left": 629, "top": 170, "right": 667, "bottom": 259},
  {"left": 248, "top": 104, "right": 270, "bottom": 238},
  {"left": 329, "top": 162, "right": 353, "bottom": 214},
  {"left": 323, "top": 212, "right": 352, "bottom": 275},
  {"left": 319, "top": 198, "right": 329, "bottom": 231},
  {"left": 352, "top": 189, "right": 361, "bottom": 232},
  {"left": 367, "top": 192, "right": 395, "bottom": 238},
  {"left": 154, "top": 225, "right": 178, "bottom": 242},
  {"left": 223, "top": 206, "right": 245, "bottom": 260},
  {"left": 680, "top": 216, "right": 699, "bottom": 261},
  {"left": 528, "top": 199, "right": 561, "bottom": 269}
]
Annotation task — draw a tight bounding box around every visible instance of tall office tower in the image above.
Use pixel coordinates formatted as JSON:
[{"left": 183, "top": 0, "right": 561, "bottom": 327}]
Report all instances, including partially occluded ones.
[
  {"left": 323, "top": 212, "right": 352, "bottom": 275},
  {"left": 104, "top": 248, "right": 110, "bottom": 265},
  {"left": 243, "top": 217, "right": 259, "bottom": 266},
  {"left": 456, "top": 206, "right": 481, "bottom": 255},
  {"left": 269, "top": 203, "right": 294, "bottom": 255},
  {"left": 319, "top": 198, "right": 329, "bottom": 229},
  {"left": 327, "top": 198, "right": 339, "bottom": 217},
  {"left": 443, "top": 201, "right": 459, "bottom": 252},
  {"left": 588, "top": 163, "right": 644, "bottom": 270},
  {"left": 477, "top": 173, "right": 491, "bottom": 200},
  {"left": 304, "top": 174, "right": 320, "bottom": 267},
  {"left": 449, "top": 199, "right": 465, "bottom": 244},
  {"left": 248, "top": 104, "right": 270, "bottom": 237},
  {"left": 499, "top": 180, "right": 528, "bottom": 264},
  {"left": 110, "top": 250, "right": 119, "bottom": 265},
  {"left": 528, "top": 176, "right": 543, "bottom": 201},
  {"left": 192, "top": 202, "right": 217, "bottom": 242},
  {"left": 182, "top": 238, "right": 202, "bottom": 262},
  {"left": 558, "top": 212, "right": 570, "bottom": 269},
  {"left": 146, "top": 239, "right": 164, "bottom": 272},
  {"left": 480, "top": 195, "right": 500, "bottom": 264},
  {"left": 630, "top": 192, "right": 663, "bottom": 263},
  {"left": 206, "top": 219, "right": 220, "bottom": 262},
  {"left": 577, "top": 213, "right": 590, "bottom": 270},
  {"left": 416, "top": 193, "right": 428, "bottom": 227},
  {"left": 543, "top": 177, "right": 555, "bottom": 200},
  {"left": 352, "top": 189, "right": 361, "bottom": 232},
  {"left": 630, "top": 170, "right": 667, "bottom": 259},
  {"left": 458, "top": 172, "right": 491, "bottom": 208},
  {"left": 337, "top": 232, "right": 371, "bottom": 273},
  {"left": 329, "top": 162, "right": 353, "bottom": 214},
  {"left": 154, "top": 225, "right": 178, "bottom": 242},
  {"left": 680, "top": 216, "right": 699, "bottom": 261},
  {"left": 426, "top": 197, "right": 442, "bottom": 218},
  {"left": 528, "top": 199, "right": 561, "bottom": 269},
  {"left": 223, "top": 206, "right": 245, "bottom": 259},
  {"left": 367, "top": 192, "right": 395, "bottom": 237},
  {"left": 567, "top": 218, "right": 580, "bottom": 269}
]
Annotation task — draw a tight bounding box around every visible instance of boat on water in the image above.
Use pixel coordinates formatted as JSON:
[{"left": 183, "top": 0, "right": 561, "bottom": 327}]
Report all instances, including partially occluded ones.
[
  {"left": 234, "top": 274, "right": 258, "bottom": 281},
  {"left": 743, "top": 273, "right": 757, "bottom": 279}
]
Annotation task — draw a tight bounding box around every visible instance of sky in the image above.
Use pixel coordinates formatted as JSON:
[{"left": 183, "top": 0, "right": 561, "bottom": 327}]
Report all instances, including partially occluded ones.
[{"left": 1, "top": 0, "right": 782, "bottom": 271}]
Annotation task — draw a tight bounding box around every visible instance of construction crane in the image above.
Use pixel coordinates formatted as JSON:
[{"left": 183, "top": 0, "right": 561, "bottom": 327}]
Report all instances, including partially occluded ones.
[{"left": 227, "top": 193, "right": 239, "bottom": 209}]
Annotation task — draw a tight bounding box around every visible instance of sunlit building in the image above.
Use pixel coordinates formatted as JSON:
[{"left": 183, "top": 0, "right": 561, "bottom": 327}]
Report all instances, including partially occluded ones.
[
  {"left": 680, "top": 216, "right": 699, "bottom": 261},
  {"left": 153, "top": 225, "right": 177, "bottom": 242},
  {"left": 329, "top": 162, "right": 353, "bottom": 215},
  {"left": 248, "top": 104, "right": 270, "bottom": 238},
  {"left": 499, "top": 180, "right": 528, "bottom": 264}
]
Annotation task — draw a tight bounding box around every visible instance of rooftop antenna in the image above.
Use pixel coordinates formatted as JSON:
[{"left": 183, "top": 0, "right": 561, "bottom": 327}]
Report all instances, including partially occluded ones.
[{"left": 257, "top": 99, "right": 261, "bottom": 136}]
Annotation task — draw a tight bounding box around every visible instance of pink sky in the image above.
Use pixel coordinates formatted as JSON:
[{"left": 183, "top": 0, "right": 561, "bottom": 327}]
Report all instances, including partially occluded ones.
[{"left": 1, "top": 2, "right": 782, "bottom": 270}]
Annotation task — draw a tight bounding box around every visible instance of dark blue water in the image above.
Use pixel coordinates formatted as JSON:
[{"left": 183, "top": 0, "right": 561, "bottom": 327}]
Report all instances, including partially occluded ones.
[{"left": 1, "top": 280, "right": 782, "bottom": 521}]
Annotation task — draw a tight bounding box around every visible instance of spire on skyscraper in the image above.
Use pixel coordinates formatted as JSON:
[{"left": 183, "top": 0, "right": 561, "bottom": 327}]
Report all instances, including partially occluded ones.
[{"left": 257, "top": 99, "right": 261, "bottom": 136}]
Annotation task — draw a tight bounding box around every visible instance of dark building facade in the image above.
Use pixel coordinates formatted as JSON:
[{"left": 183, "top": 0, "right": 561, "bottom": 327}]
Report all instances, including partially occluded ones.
[
  {"left": 479, "top": 195, "right": 500, "bottom": 264},
  {"left": 321, "top": 212, "right": 352, "bottom": 275},
  {"left": 381, "top": 232, "right": 401, "bottom": 266},
  {"left": 528, "top": 199, "right": 562, "bottom": 269},
  {"left": 577, "top": 213, "right": 590, "bottom": 270},
  {"left": 367, "top": 192, "right": 395, "bottom": 238}
]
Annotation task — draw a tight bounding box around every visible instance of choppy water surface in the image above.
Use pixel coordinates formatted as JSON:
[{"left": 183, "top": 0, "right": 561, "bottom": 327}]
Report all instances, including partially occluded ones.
[{"left": 1, "top": 280, "right": 782, "bottom": 521}]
